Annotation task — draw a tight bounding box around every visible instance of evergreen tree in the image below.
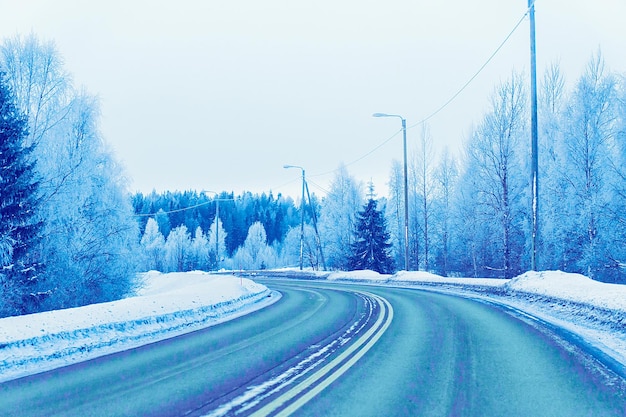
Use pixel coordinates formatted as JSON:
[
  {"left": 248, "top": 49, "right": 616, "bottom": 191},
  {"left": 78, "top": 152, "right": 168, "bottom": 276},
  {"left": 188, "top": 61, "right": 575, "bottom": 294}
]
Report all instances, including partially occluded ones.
[
  {"left": 0, "top": 71, "right": 44, "bottom": 315},
  {"left": 349, "top": 197, "right": 395, "bottom": 274}
]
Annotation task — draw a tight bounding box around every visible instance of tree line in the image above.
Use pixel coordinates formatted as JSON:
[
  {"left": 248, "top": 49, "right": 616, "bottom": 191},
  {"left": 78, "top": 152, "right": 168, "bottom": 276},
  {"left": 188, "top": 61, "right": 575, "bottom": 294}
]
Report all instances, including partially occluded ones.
[
  {"left": 386, "top": 54, "right": 626, "bottom": 283},
  {"left": 2, "top": 34, "right": 625, "bottom": 319}
]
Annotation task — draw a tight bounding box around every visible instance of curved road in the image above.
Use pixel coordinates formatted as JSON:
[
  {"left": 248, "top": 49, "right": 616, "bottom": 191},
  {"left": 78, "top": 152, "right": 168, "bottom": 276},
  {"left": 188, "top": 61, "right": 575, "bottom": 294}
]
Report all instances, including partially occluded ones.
[{"left": 1, "top": 279, "right": 625, "bottom": 416}]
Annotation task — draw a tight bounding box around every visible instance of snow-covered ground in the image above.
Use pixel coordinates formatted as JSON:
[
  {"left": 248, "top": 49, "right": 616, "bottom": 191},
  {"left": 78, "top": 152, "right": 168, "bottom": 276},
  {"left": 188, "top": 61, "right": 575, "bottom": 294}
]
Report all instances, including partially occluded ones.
[
  {"left": 327, "top": 269, "right": 626, "bottom": 372},
  {"left": 2, "top": 268, "right": 624, "bottom": 384},
  {"left": 0, "top": 271, "right": 277, "bottom": 383}
]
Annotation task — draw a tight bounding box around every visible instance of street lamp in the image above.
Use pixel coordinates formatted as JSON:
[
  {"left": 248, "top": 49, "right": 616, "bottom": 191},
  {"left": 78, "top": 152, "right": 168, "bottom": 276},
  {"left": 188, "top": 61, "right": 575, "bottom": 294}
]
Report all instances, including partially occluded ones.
[
  {"left": 373, "top": 112, "right": 409, "bottom": 271},
  {"left": 284, "top": 164, "right": 305, "bottom": 270}
]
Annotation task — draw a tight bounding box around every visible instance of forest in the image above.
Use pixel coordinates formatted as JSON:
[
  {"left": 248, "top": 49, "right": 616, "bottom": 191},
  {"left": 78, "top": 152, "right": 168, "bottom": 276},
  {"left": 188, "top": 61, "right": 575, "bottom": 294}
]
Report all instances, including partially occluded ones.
[{"left": 1, "top": 34, "right": 625, "bottom": 318}]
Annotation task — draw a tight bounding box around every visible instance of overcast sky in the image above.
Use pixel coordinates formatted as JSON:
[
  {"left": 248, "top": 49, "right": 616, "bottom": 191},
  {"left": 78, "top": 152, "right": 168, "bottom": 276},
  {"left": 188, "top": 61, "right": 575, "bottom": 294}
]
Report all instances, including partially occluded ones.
[{"left": 1, "top": 0, "right": 625, "bottom": 199}]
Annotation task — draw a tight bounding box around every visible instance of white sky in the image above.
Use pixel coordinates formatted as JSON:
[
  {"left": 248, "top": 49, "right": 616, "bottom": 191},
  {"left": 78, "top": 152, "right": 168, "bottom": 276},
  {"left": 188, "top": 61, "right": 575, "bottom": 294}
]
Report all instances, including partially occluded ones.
[{"left": 1, "top": 0, "right": 625, "bottom": 199}]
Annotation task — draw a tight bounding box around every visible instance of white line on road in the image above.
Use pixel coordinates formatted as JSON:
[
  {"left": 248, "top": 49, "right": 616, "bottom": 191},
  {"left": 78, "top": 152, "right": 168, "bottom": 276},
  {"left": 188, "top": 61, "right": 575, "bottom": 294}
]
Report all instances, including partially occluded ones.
[{"left": 252, "top": 291, "right": 394, "bottom": 416}]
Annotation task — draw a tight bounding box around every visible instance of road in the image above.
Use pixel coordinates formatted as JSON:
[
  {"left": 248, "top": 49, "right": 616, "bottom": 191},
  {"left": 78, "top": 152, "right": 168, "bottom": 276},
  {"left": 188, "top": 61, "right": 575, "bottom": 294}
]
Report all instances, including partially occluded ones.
[{"left": 1, "top": 278, "right": 625, "bottom": 416}]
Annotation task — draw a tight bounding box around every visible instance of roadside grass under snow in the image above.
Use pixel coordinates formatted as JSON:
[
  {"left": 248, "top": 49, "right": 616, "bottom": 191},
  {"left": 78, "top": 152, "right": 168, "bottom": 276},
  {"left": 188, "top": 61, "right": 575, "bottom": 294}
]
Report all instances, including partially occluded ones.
[{"left": 0, "top": 271, "right": 276, "bottom": 383}]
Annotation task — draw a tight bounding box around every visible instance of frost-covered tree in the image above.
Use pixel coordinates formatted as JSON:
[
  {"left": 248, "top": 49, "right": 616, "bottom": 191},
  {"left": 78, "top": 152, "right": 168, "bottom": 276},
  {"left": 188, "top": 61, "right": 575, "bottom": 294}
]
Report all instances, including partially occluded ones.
[
  {"left": 1, "top": 34, "right": 139, "bottom": 310},
  {"left": 432, "top": 148, "right": 458, "bottom": 276},
  {"left": 0, "top": 71, "right": 44, "bottom": 316},
  {"left": 207, "top": 217, "right": 227, "bottom": 270},
  {"left": 537, "top": 63, "right": 569, "bottom": 271},
  {"left": 140, "top": 217, "right": 165, "bottom": 271},
  {"left": 411, "top": 124, "right": 436, "bottom": 271},
  {"left": 349, "top": 196, "right": 395, "bottom": 274},
  {"left": 232, "top": 221, "right": 276, "bottom": 270},
  {"left": 318, "top": 164, "right": 363, "bottom": 270},
  {"left": 190, "top": 226, "right": 210, "bottom": 271},
  {"left": 155, "top": 208, "right": 171, "bottom": 238},
  {"left": 386, "top": 160, "right": 406, "bottom": 269},
  {"left": 280, "top": 224, "right": 321, "bottom": 269},
  {"left": 164, "top": 225, "right": 192, "bottom": 272},
  {"left": 560, "top": 53, "right": 618, "bottom": 280},
  {"left": 466, "top": 73, "right": 528, "bottom": 278},
  {"left": 0, "top": 34, "right": 70, "bottom": 147}
]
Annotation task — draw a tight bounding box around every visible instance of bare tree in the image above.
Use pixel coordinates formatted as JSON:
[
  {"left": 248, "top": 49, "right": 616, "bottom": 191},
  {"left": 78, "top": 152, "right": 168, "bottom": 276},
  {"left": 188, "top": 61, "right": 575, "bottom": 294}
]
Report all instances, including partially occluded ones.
[
  {"left": 413, "top": 124, "right": 435, "bottom": 271},
  {"left": 386, "top": 160, "right": 405, "bottom": 268},
  {"left": 468, "top": 73, "right": 527, "bottom": 278},
  {"left": 1, "top": 34, "right": 71, "bottom": 147},
  {"left": 562, "top": 53, "right": 618, "bottom": 279},
  {"left": 433, "top": 148, "right": 458, "bottom": 276}
]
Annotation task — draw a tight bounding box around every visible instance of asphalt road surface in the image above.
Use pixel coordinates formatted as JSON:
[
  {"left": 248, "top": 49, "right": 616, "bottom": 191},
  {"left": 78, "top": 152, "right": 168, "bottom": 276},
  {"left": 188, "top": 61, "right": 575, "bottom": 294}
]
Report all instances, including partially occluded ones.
[{"left": 1, "top": 278, "right": 625, "bottom": 416}]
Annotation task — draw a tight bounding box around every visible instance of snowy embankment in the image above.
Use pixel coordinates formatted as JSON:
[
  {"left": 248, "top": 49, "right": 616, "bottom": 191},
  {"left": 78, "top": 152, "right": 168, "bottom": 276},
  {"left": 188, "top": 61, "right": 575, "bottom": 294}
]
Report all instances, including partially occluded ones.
[
  {"left": 327, "top": 270, "right": 626, "bottom": 370},
  {"left": 0, "top": 271, "right": 276, "bottom": 383}
]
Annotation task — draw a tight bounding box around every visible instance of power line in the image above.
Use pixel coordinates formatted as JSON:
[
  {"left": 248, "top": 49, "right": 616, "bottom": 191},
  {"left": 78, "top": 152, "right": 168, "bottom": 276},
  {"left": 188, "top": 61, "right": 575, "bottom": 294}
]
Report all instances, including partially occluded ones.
[
  {"left": 310, "top": 129, "right": 403, "bottom": 179},
  {"left": 308, "top": 4, "right": 533, "bottom": 183},
  {"left": 407, "top": 3, "right": 532, "bottom": 130},
  {"left": 133, "top": 200, "right": 214, "bottom": 217}
]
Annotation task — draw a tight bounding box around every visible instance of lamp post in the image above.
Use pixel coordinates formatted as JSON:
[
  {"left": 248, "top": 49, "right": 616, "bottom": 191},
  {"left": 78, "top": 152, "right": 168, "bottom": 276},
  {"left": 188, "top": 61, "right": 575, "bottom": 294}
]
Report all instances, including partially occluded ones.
[
  {"left": 373, "top": 112, "right": 409, "bottom": 271},
  {"left": 284, "top": 165, "right": 305, "bottom": 270}
]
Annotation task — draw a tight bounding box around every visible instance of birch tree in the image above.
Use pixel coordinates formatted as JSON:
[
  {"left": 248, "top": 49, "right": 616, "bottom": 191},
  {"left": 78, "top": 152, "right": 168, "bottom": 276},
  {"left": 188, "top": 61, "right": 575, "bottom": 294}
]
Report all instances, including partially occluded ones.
[
  {"left": 318, "top": 164, "right": 363, "bottom": 270},
  {"left": 561, "top": 53, "right": 618, "bottom": 279},
  {"left": 466, "top": 73, "right": 528, "bottom": 278},
  {"left": 433, "top": 148, "right": 458, "bottom": 276}
]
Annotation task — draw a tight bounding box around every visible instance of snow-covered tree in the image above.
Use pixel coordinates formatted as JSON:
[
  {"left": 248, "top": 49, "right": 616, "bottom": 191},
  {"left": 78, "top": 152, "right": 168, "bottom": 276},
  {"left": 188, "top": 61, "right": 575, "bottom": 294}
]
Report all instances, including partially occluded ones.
[
  {"left": 465, "top": 73, "right": 528, "bottom": 278},
  {"left": 207, "top": 217, "right": 227, "bottom": 270},
  {"left": 140, "top": 217, "right": 165, "bottom": 271},
  {"left": 0, "top": 71, "right": 44, "bottom": 316},
  {"left": 318, "top": 164, "right": 363, "bottom": 270},
  {"left": 349, "top": 196, "right": 395, "bottom": 274},
  {"left": 164, "top": 225, "right": 192, "bottom": 272},
  {"left": 432, "top": 148, "right": 458, "bottom": 276},
  {"left": 386, "top": 160, "right": 406, "bottom": 269},
  {"left": 537, "top": 62, "right": 568, "bottom": 271},
  {"left": 1, "top": 34, "right": 139, "bottom": 310},
  {"left": 155, "top": 208, "right": 171, "bottom": 238},
  {"left": 411, "top": 123, "right": 436, "bottom": 271},
  {"left": 560, "top": 53, "right": 618, "bottom": 279},
  {"left": 232, "top": 221, "right": 276, "bottom": 270},
  {"left": 190, "top": 226, "right": 210, "bottom": 271},
  {"left": 0, "top": 34, "right": 70, "bottom": 147}
]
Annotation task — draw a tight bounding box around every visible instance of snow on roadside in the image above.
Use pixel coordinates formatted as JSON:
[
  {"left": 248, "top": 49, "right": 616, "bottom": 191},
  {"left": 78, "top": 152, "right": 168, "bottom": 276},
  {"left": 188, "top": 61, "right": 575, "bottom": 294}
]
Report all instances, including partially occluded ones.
[
  {"left": 327, "top": 270, "right": 390, "bottom": 281},
  {"left": 327, "top": 269, "right": 506, "bottom": 288},
  {"left": 0, "top": 271, "right": 277, "bottom": 383},
  {"left": 505, "top": 270, "right": 626, "bottom": 311}
]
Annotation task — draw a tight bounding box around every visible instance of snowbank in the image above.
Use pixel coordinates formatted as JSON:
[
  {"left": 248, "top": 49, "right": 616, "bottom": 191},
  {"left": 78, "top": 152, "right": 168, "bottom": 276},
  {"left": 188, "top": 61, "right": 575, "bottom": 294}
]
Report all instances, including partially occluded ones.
[
  {"left": 0, "top": 271, "right": 276, "bottom": 382},
  {"left": 505, "top": 270, "right": 626, "bottom": 311},
  {"left": 327, "top": 270, "right": 390, "bottom": 281},
  {"left": 326, "top": 269, "right": 506, "bottom": 288}
]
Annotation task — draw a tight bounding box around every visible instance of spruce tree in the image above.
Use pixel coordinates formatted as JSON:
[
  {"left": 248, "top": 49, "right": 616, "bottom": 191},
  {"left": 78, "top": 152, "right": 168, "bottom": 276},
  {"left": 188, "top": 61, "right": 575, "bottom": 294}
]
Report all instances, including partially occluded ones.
[
  {"left": 349, "top": 197, "right": 395, "bottom": 274},
  {"left": 0, "top": 71, "right": 44, "bottom": 316}
]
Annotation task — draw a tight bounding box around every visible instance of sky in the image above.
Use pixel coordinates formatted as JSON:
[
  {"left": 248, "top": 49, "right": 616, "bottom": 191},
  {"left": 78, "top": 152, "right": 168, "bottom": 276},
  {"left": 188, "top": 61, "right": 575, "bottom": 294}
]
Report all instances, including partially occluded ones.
[{"left": 1, "top": 0, "right": 625, "bottom": 199}]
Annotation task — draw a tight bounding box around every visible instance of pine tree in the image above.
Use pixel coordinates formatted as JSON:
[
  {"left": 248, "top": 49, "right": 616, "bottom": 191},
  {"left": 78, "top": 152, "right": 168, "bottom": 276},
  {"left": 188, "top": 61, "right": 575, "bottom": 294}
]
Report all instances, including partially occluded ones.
[
  {"left": 0, "top": 71, "right": 44, "bottom": 316},
  {"left": 349, "top": 197, "right": 395, "bottom": 274}
]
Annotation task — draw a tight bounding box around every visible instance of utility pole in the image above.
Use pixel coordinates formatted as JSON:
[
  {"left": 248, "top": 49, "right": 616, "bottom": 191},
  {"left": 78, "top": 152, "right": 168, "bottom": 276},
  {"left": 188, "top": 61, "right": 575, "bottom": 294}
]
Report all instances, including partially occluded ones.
[
  {"left": 529, "top": 0, "right": 539, "bottom": 271},
  {"left": 215, "top": 198, "right": 220, "bottom": 270},
  {"left": 304, "top": 180, "right": 326, "bottom": 271},
  {"left": 284, "top": 165, "right": 306, "bottom": 270}
]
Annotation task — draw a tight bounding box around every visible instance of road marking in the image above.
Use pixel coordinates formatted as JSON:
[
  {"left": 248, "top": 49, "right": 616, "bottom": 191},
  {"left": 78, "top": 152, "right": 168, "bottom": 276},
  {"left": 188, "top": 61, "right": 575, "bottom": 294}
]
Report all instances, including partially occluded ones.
[{"left": 250, "top": 291, "right": 394, "bottom": 416}]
